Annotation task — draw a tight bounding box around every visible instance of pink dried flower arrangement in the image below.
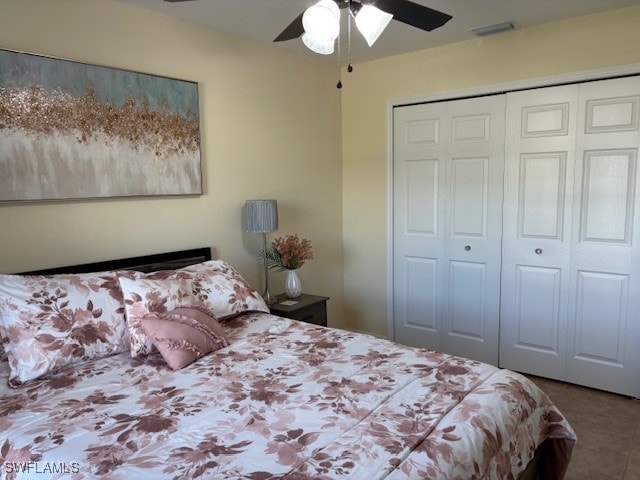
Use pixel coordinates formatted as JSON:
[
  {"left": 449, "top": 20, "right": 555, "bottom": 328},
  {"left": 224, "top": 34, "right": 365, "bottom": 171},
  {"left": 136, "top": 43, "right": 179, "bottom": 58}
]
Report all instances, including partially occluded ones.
[{"left": 265, "top": 234, "right": 314, "bottom": 271}]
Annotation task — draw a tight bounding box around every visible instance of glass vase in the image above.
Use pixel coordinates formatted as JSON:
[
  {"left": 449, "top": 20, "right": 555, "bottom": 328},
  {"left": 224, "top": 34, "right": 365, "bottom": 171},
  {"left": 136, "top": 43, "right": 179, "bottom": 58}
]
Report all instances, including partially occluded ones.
[{"left": 285, "top": 269, "right": 302, "bottom": 299}]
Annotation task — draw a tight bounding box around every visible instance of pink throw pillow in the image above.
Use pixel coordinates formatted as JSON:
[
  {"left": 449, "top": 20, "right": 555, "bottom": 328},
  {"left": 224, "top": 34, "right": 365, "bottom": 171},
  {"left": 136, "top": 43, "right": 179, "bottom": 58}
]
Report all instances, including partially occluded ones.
[{"left": 140, "top": 306, "right": 229, "bottom": 370}]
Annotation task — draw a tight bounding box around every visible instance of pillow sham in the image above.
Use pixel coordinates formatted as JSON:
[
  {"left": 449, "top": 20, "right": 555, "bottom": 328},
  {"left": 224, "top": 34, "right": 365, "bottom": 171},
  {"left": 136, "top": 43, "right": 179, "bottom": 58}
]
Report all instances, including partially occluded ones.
[
  {"left": 0, "top": 271, "right": 134, "bottom": 386},
  {"left": 140, "top": 305, "right": 229, "bottom": 370},
  {"left": 173, "top": 260, "right": 269, "bottom": 319},
  {"left": 118, "top": 276, "right": 197, "bottom": 358}
]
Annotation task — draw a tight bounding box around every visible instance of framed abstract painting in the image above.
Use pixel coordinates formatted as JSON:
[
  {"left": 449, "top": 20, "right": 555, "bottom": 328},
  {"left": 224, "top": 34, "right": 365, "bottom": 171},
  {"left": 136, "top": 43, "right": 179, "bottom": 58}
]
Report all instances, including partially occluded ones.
[{"left": 0, "top": 49, "right": 202, "bottom": 201}]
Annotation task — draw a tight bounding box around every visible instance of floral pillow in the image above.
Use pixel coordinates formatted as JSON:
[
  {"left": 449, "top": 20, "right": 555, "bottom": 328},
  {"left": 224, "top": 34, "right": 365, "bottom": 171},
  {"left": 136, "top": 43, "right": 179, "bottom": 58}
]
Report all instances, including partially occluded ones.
[
  {"left": 176, "top": 260, "right": 269, "bottom": 319},
  {"left": 0, "top": 271, "right": 134, "bottom": 386},
  {"left": 140, "top": 305, "right": 229, "bottom": 370},
  {"left": 118, "top": 276, "right": 197, "bottom": 358}
]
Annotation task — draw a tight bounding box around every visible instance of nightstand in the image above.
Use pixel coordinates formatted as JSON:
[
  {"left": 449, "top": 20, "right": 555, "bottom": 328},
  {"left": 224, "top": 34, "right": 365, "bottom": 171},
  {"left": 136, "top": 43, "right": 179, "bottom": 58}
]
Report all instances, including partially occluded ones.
[{"left": 269, "top": 294, "right": 329, "bottom": 327}]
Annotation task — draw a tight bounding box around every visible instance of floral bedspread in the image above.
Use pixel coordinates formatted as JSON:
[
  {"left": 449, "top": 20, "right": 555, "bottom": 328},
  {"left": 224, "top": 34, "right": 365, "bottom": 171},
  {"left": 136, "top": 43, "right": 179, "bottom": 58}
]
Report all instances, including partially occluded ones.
[{"left": 0, "top": 313, "right": 576, "bottom": 479}]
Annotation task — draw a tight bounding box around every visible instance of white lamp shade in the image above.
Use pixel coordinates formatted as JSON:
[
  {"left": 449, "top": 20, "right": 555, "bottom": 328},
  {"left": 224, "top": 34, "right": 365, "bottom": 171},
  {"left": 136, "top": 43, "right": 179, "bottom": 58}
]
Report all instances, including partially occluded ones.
[
  {"left": 302, "top": 32, "right": 335, "bottom": 55},
  {"left": 355, "top": 5, "right": 393, "bottom": 46},
  {"left": 302, "top": 0, "right": 340, "bottom": 41},
  {"left": 244, "top": 200, "right": 278, "bottom": 233}
]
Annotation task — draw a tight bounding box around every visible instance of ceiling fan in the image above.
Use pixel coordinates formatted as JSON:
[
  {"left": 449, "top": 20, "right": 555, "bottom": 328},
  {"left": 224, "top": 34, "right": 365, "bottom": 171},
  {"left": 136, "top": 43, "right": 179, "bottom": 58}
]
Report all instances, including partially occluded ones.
[
  {"left": 163, "top": 0, "right": 452, "bottom": 51},
  {"left": 273, "top": 0, "right": 452, "bottom": 45}
]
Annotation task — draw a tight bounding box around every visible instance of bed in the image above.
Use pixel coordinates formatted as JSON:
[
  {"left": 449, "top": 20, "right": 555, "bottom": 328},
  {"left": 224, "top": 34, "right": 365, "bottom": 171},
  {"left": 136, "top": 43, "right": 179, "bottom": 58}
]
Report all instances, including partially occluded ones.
[{"left": 0, "top": 248, "right": 576, "bottom": 479}]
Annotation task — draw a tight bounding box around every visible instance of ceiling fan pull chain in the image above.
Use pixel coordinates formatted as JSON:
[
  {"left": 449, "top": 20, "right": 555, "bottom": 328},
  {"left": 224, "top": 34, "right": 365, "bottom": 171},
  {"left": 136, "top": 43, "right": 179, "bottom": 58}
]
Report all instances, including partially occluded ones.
[
  {"left": 337, "top": 13, "right": 343, "bottom": 89},
  {"left": 347, "top": 2, "right": 353, "bottom": 73}
]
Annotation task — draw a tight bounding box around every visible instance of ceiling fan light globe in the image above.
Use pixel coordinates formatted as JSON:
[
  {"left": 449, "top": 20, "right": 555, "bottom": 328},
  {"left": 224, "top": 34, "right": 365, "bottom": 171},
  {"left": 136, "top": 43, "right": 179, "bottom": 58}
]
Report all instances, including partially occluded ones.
[
  {"left": 302, "top": 0, "right": 340, "bottom": 41},
  {"left": 302, "top": 32, "right": 335, "bottom": 55},
  {"left": 355, "top": 5, "right": 393, "bottom": 46}
]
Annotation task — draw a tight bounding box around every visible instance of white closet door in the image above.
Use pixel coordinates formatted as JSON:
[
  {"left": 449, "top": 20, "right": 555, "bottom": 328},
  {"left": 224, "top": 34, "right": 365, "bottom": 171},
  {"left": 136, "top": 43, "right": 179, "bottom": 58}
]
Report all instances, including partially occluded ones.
[
  {"left": 567, "top": 77, "right": 640, "bottom": 397},
  {"left": 441, "top": 97, "right": 505, "bottom": 364},
  {"left": 393, "top": 102, "right": 447, "bottom": 352},
  {"left": 500, "top": 85, "right": 578, "bottom": 379},
  {"left": 393, "top": 96, "right": 505, "bottom": 365},
  {"left": 502, "top": 76, "right": 640, "bottom": 396}
]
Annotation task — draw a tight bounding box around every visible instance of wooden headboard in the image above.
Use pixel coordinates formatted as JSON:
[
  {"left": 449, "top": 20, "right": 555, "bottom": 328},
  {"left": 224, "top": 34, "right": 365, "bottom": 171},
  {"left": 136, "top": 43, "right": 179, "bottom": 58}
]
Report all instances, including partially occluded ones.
[{"left": 21, "top": 247, "right": 212, "bottom": 275}]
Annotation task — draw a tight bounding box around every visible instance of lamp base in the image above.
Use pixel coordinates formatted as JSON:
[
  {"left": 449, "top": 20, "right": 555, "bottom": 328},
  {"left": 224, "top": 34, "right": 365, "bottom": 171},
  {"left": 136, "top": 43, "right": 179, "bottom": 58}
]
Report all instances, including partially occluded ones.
[
  {"left": 262, "top": 289, "right": 278, "bottom": 305},
  {"left": 259, "top": 231, "right": 278, "bottom": 306}
]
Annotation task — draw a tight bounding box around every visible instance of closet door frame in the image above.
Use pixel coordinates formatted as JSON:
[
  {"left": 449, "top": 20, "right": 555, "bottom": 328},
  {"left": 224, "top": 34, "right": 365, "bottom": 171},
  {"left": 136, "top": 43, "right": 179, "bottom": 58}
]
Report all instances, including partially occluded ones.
[{"left": 385, "top": 63, "right": 640, "bottom": 341}]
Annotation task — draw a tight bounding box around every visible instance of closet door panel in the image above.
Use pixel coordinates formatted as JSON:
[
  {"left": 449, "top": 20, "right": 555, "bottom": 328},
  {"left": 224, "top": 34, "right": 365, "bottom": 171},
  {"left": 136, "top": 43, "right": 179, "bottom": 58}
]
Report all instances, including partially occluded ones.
[
  {"left": 521, "top": 102, "right": 570, "bottom": 138},
  {"left": 573, "top": 271, "right": 629, "bottom": 364},
  {"left": 500, "top": 85, "right": 577, "bottom": 379},
  {"left": 567, "top": 76, "right": 640, "bottom": 397},
  {"left": 402, "top": 256, "right": 439, "bottom": 331},
  {"left": 450, "top": 157, "right": 487, "bottom": 237},
  {"left": 393, "top": 103, "right": 446, "bottom": 351},
  {"left": 513, "top": 265, "right": 562, "bottom": 353},
  {"left": 405, "top": 159, "right": 439, "bottom": 234},
  {"left": 579, "top": 150, "right": 635, "bottom": 244},
  {"left": 447, "top": 260, "right": 487, "bottom": 341},
  {"left": 442, "top": 96, "right": 505, "bottom": 365},
  {"left": 519, "top": 152, "right": 567, "bottom": 240}
]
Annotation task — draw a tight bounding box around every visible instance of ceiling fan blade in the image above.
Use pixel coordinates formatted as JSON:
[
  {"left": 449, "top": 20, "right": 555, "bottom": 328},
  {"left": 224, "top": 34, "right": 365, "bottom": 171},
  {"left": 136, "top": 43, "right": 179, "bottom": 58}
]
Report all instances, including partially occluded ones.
[
  {"left": 365, "top": 0, "right": 452, "bottom": 31},
  {"left": 163, "top": 0, "right": 198, "bottom": 3},
  {"left": 274, "top": 12, "right": 305, "bottom": 42}
]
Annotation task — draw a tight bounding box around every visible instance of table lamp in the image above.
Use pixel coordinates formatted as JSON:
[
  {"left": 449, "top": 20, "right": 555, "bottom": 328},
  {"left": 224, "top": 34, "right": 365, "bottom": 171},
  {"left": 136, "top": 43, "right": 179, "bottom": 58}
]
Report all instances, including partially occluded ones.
[{"left": 244, "top": 199, "right": 278, "bottom": 305}]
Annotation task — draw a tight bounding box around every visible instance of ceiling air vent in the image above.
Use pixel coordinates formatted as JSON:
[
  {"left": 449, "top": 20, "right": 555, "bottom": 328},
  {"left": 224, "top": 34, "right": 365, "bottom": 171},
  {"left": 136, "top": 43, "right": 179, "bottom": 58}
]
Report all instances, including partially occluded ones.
[{"left": 470, "top": 21, "right": 516, "bottom": 37}]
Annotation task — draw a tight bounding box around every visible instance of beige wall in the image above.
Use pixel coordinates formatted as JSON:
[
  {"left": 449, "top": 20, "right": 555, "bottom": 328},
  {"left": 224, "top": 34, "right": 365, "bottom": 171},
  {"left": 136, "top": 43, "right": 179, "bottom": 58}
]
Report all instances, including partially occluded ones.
[
  {"left": 341, "top": 5, "right": 640, "bottom": 336},
  {"left": 0, "top": 1, "right": 345, "bottom": 326}
]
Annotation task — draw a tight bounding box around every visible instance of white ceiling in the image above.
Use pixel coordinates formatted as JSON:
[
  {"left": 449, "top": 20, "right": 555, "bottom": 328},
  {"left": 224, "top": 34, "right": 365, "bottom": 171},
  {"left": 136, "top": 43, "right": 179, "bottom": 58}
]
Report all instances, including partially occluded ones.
[{"left": 116, "top": 0, "right": 640, "bottom": 64}]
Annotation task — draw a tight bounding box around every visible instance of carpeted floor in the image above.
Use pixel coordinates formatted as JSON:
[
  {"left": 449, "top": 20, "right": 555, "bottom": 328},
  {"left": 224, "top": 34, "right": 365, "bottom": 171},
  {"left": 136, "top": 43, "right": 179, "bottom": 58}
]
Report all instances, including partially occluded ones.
[{"left": 526, "top": 375, "right": 640, "bottom": 480}]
